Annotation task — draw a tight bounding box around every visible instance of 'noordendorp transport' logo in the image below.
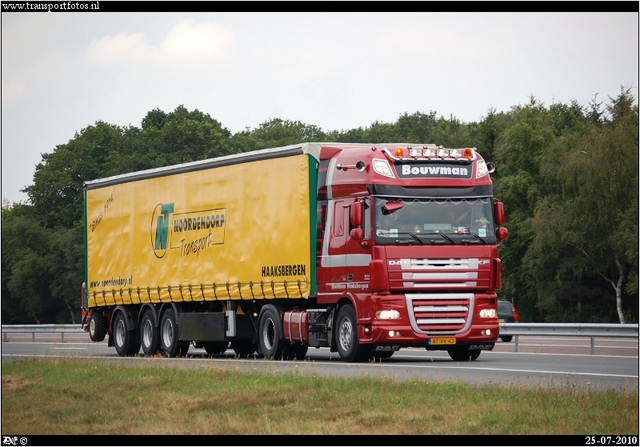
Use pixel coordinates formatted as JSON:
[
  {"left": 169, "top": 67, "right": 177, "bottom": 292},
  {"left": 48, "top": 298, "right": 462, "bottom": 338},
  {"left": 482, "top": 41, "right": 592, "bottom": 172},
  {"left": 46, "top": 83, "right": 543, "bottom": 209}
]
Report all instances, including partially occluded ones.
[
  {"left": 151, "top": 203, "right": 175, "bottom": 258},
  {"left": 151, "top": 203, "right": 227, "bottom": 259}
]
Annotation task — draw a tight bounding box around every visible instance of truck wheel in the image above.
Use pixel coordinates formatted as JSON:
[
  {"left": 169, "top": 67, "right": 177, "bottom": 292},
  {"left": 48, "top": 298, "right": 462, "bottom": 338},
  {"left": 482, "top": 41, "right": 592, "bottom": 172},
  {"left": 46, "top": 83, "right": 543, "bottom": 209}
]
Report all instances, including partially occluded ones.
[
  {"left": 447, "top": 346, "right": 481, "bottom": 361},
  {"left": 160, "top": 309, "right": 189, "bottom": 357},
  {"left": 258, "top": 307, "right": 286, "bottom": 359},
  {"left": 140, "top": 309, "right": 159, "bottom": 355},
  {"left": 231, "top": 339, "right": 257, "bottom": 357},
  {"left": 335, "top": 305, "right": 371, "bottom": 362},
  {"left": 88, "top": 313, "right": 107, "bottom": 342},
  {"left": 500, "top": 335, "right": 513, "bottom": 343},
  {"left": 112, "top": 312, "right": 140, "bottom": 356},
  {"left": 203, "top": 341, "right": 229, "bottom": 355}
]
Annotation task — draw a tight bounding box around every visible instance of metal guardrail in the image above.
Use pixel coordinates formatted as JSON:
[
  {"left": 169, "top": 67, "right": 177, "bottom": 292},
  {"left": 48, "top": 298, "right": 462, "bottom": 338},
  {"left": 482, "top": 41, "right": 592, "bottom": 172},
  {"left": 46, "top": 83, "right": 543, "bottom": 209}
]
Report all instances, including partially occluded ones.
[
  {"left": 2, "top": 323, "right": 638, "bottom": 354},
  {"left": 500, "top": 323, "right": 639, "bottom": 354},
  {"left": 1, "top": 324, "right": 85, "bottom": 343}
]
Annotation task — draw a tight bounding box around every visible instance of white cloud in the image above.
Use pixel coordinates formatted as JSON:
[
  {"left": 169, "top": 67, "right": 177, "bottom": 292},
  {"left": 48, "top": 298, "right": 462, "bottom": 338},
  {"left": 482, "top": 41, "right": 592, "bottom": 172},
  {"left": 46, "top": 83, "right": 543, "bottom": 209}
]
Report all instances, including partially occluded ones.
[
  {"left": 85, "top": 19, "right": 233, "bottom": 66},
  {"left": 1, "top": 12, "right": 637, "bottom": 204}
]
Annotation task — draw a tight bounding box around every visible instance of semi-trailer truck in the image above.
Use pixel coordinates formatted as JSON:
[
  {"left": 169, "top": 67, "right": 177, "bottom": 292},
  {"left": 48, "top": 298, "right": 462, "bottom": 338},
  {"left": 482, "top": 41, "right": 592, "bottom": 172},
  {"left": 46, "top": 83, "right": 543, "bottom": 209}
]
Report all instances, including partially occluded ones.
[{"left": 81, "top": 142, "right": 508, "bottom": 362}]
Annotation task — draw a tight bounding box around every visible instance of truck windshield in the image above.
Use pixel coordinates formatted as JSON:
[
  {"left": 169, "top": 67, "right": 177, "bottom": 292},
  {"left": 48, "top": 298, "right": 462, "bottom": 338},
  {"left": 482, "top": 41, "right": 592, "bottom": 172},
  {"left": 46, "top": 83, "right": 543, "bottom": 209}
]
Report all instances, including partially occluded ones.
[{"left": 373, "top": 197, "right": 496, "bottom": 245}]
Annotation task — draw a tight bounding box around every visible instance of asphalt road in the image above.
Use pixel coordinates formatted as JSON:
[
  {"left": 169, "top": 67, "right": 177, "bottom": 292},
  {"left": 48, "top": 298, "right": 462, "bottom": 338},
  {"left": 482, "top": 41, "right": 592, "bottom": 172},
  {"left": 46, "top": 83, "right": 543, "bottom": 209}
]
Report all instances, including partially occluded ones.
[{"left": 2, "top": 335, "right": 637, "bottom": 392}]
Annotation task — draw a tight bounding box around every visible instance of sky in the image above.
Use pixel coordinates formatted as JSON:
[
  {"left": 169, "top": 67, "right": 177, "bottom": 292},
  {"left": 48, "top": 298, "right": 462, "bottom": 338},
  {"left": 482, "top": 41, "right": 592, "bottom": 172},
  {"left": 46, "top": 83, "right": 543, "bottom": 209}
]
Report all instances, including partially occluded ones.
[{"left": 2, "top": 9, "right": 638, "bottom": 204}]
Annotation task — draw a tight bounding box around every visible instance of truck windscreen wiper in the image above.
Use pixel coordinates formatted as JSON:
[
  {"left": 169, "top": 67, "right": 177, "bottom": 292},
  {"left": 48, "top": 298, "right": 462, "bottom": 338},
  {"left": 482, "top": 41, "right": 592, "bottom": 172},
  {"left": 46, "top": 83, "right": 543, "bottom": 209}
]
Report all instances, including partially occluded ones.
[
  {"left": 461, "top": 232, "right": 487, "bottom": 244},
  {"left": 394, "top": 232, "right": 424, "bottom": 245},
  {"left": 428, "top": 232, "right": 454, "bottom": 244},
  {"left": 407, "top": 232, "right": 425, "bottom": 244}
]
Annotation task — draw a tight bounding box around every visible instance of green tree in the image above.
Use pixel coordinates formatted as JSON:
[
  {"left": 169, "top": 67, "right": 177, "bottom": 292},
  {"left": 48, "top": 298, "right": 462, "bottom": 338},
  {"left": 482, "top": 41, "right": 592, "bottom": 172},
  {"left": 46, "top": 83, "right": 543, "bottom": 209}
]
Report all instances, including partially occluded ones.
[
  {"left": 230, "top": 118, "right": 329, "bottom": 153},
  {"left": 1, "top": 204, "right": 62, "bottom": 324},
  {"left": 528, "top": 89, "right": 638, "bottom": 323},
  {"left": 48, "top": 224, "right": 85, "bottom": 323},
  {"left": 137, "top": 105, "right": 232, "bottom": 165},
  {"left": 24, "top": 121, "right": 126, "bottom": 229},
  {"left": 492, "top": 98, "right": 558, "bottom": 321},
  {"left": 395, "top": 111, "right": 439, "bottom": 143}
]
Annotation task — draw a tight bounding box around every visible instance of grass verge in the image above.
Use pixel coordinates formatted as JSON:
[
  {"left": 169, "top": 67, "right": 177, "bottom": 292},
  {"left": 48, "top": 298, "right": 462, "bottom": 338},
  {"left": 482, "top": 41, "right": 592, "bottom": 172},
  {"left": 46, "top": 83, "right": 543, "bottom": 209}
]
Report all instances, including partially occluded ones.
[{"left": 1, "top": 357, "right": 638, "bottom": 435}]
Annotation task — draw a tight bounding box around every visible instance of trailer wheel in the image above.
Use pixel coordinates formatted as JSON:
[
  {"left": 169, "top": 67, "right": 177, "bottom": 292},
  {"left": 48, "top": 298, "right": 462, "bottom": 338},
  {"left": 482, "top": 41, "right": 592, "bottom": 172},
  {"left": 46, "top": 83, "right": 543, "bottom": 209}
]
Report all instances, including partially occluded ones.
[
  {"left": 112, "top": 312, "right": 140, "bottom": 356},
  {"left": 88, "top": 313, "right": 107, "bottom": 342},
  {"left": 258, "top": 307, "right": 286, "bottom": 359},
  {"left": 140, "top": 309, "right": 159, "bottom": 355},
  {"left": 159, "top": 309, "right": 189, "bottom": 358},
  {"left": 500, "top": 335, "right": 513, "bottom": 343},
  {"left": 335, "top": 305, "right": 371, "bottom": 362},
  {"left": 203, "top": 341, "right": 229, "bottom": 355},
  {"left": 447, "top": 346, "right": 481, "bottom": 361}
]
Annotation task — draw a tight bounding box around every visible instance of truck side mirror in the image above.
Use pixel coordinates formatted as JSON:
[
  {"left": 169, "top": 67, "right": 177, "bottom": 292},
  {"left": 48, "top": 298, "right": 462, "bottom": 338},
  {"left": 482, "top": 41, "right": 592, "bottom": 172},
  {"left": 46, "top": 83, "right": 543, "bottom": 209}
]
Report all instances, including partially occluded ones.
[
  {"left": 350, "top": 201, "right": 363, "bottom": 226},
  {"left": 496, "top": 226, "right": 509, "bottom": 241},
  {"left": 494, "top": 201, "right": 505, "bottom": 226},
  {"left": 350, "top": 227, "right": 364, "bottom": 241}
]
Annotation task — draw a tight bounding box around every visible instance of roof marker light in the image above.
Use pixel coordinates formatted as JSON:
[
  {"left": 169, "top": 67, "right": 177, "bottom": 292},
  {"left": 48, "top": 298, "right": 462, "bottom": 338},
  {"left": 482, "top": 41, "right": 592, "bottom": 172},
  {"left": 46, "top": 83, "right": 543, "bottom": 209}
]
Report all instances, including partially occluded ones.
[
  {"left": 424, "top": 148, "right": 437, "bottom": 157},
  {"left": 463, "top": 147, "right": 474, "bottom": 158}
]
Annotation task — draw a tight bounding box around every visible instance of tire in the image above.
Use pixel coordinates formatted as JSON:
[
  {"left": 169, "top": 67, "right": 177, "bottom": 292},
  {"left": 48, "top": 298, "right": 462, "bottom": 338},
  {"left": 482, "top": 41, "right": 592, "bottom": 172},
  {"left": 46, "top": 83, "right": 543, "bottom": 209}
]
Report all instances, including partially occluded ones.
[
  {"left": 231, "top": 339, "right": 257, "bottom": 357},
  {"left": 88, "top": 313, "right": 107, "bottom": 342},
  {"left": 140, "top": 309, "right": 160, "bottom": 355},
  {"left": 203, "top": 341, "right": 229, "bottom": 355},
  {"left": 447, "top": 346, "right": 481, "bottom": 362},
  {"left": 258, "top": 307, "right": 287, "bottom": 360},
  {"left": 159, "top": 309, "right": 190, "bottom": 357},
  {"left": 112, "top": 312, "right": 140, "bottom": 357},
  {"left": 335, "top": 305, "right": 371, "bottom": 362},
  {"left": 500, "top": 335, "right": 513, "bottom": 343}
]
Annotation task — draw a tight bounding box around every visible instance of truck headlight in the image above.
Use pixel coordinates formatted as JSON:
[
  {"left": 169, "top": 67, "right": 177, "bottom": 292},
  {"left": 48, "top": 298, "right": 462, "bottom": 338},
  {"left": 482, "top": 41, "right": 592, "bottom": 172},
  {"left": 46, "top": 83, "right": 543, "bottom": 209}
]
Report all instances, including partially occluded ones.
[
  {"left": 375, "top": 310, "right": 401, "bottom": 319},
  {"left": 479, "top": 309, "right": 497, "bottom": 318}
]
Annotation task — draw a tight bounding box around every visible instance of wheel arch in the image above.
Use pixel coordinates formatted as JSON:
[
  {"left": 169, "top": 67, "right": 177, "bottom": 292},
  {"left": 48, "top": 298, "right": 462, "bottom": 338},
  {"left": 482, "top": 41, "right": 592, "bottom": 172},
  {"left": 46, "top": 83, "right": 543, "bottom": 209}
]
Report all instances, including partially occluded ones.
[
  {"left": 111, "top": 306, "right": 138, "bottom": 332},
  {"left": 158, "top": 302, "right": 182, "bottom": 324},
  {"left": 138, "top": 304, "right": 160, "bottom": 328}
]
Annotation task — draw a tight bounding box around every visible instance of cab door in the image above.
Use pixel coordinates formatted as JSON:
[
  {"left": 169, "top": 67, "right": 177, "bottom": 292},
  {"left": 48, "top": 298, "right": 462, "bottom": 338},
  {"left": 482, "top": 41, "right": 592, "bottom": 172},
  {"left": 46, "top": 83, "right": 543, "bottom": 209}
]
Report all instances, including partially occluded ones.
[{"left": 320, "top": 198, "right": 372, "bottom": 291}]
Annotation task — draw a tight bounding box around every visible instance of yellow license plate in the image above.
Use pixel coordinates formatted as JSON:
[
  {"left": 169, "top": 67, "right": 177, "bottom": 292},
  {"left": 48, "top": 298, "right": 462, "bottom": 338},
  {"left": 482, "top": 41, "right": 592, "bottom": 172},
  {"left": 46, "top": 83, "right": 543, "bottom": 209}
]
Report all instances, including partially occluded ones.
[
  {"left": 499, "top": 319, "right": 505, "bottom": 323},
  {"left": 429, "top": 337, "right": 456, "bottom": 345}
]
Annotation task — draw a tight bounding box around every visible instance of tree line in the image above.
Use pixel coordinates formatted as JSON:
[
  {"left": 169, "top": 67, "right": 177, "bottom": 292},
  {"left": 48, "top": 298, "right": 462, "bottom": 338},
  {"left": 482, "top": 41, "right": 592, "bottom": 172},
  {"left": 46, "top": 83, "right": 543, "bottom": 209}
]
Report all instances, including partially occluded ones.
[{"left": 2, "top": 89, "right": 637, "bottom": 325}]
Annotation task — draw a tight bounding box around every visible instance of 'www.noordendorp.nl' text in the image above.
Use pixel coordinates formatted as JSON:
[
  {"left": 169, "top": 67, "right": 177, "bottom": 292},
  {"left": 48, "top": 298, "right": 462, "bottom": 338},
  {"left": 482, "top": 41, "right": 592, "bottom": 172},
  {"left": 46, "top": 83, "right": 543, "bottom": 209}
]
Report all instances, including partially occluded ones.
[{"left": 1, "top": 1, "right": 100, "bottom": 11}]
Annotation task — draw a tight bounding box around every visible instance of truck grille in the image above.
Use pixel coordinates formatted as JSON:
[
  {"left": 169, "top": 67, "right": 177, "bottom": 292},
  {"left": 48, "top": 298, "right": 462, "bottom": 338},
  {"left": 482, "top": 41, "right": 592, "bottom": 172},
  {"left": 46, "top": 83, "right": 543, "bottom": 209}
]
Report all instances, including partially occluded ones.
[
  {"left": 396, "top": 258, "right": 480, "bottom": 288},
  {"left": 406, "top": 293, "right": 474, "bottom": 335}
]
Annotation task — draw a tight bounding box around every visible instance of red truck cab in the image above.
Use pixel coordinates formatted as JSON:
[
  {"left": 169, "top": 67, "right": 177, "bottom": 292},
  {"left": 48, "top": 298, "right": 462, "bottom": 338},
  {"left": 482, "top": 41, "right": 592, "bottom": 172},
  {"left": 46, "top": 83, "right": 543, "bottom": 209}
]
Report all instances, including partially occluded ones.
[{"left": 310, "top": 143, "right": 508, "bottom": 361}]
